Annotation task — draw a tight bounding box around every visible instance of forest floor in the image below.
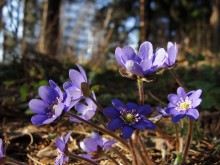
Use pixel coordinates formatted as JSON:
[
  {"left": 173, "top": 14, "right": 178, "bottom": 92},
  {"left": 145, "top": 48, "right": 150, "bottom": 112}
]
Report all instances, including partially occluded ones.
[{"left": 1, "top": 109, "right": 220, "bottom": 165}]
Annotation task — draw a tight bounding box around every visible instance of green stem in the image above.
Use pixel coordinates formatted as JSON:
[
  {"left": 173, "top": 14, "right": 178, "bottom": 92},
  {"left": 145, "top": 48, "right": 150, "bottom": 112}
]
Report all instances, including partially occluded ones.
[
  {"left": 174, "top": 123, "right": 180, "bottom": 152},
  {"left": 129, "top": 139, "right": 138, "bottom": 165},
  {"left": 69, "top": 153, "right": 98, "bottom": 165},
  {"left": 182, "top": 119, "right": 194, "bottom": 163},
  {"left": 67, "top": 111, "right": 130, "bottom": 150}
]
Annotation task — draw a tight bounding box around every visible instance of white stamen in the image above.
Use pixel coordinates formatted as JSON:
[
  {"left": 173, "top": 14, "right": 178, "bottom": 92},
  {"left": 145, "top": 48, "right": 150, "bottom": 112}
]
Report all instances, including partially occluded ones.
[{"left": 175, "top": 97, "right": 192, "bottom": 111}]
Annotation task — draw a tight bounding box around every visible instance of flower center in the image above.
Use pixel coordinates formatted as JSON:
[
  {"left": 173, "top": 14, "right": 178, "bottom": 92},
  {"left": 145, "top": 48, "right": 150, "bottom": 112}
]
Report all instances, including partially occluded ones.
[
  {"left": 176, "top": 97, "right": 192, "bottom": 111},
  {"left": 120, "top": 109, "right": 141, "bottom": 125},
  {"left": 47, "top": 97, "right": 61, "bottom": 117}
]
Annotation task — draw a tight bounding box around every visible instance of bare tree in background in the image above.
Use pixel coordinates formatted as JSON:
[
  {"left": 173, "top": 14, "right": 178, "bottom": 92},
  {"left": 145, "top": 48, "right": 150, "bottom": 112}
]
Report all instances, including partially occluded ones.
[
  {"left": 210, "top": 0, "right": 220, "bottom": 55},
  {"left": 39, "top": 0, "right": 61, "bottom": 56}
]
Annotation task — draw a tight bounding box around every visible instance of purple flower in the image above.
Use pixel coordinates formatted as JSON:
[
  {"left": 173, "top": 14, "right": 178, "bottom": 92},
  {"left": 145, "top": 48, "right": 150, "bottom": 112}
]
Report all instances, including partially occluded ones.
[
  {"left": 104, "top": 99, "right": 156, "bottom": 139},
  {"left": 115, "top": 41, "right": 167, "bottom": 76},
  {"left": 0, "top": 138, "right": 5, "bottom": 160},
  {"left": 79, "top": 132, "right": 115, "bottom": 160},
  {"left": 166, "top": 87, "right": 202, "bottom": 122},
  {"left": 55, "top": 132, "right": 71, "bottom": 165},
  {"left": 157, "top": 107, "right": 170, "bottom": 118},
  {"left": 63, "top": 64, "right": 88, "bottom": 108},
  {"left": 29, "top": 80, "right": 70, "bottom": 126},
  {"left": 163, "top": 42, "right": 178, "bottom": 68},
  {"left": 70, "top": 91, "right": 97, "bottom": 122},
  {"left": 150, "top": 107, "right": 170, "bottom": 122}
]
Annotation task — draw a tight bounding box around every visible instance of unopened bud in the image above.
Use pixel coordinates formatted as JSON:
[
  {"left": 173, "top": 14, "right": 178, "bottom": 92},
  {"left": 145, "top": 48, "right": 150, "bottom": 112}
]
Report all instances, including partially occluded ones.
[{"left": 81, "top": 82, "right": 90, "bottom": 97}]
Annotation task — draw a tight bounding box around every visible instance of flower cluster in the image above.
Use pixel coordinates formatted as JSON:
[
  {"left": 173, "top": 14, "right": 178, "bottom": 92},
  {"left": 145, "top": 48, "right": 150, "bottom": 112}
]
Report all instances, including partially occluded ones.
[
  {"left": 29, "top": 64, "right": 91, "bottom": 126},
  {"left": 115, "top": 41, "right": 178, "bottom": 78},
  {"left": 27, "top": 40, "right": 203, "bottom": 165}
]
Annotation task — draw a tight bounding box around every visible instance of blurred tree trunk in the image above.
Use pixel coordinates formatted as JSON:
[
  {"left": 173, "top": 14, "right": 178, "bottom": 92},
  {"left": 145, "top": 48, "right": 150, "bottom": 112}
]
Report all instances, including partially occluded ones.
[
  {"left": 210, "top": 0, "right": 220, "bottom": 55},
  {"left": 140, "top": 0, "right": 146, "bottom": 43},
  {"left": 140, "top": 0, "right": 151, "bottom": 43},
  {"left": 0, "top": 0, "right": 7, "bottom": 28},
  {"left": 39, "top": 0, "right": 61, "bottom": 56}
]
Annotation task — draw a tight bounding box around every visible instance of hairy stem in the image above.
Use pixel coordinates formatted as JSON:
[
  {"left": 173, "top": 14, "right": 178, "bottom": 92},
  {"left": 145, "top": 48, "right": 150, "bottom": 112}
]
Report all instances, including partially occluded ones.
[
  {"left": 103, "top": 153, "right": 120, "bottom": 165},
  {"left": 137, "top": 79, "right": 144, "bottom": 105},
  {"left": 111, "top": 147, "right": 130, "bottom": 165},
  {"left": 170, "top": 69, "right": 186, "bottom": 90},
  {"left": 180, "top": 120, "right": 184, "bottom": 153},
  {"left": 129, "top": 139, "right": 138, "bottom": 165},
  {"left": 182, "top": 119, "right": 194, "bottom": 163},
  {"left": 174, "top": 123, "right": 180, "bottom": 152},
  {"left": 147, "top": 91, "right": 167, "bottom": 106},
  {"left": 134, "top": 79, "right": 144, "bottom": 143},
  {"left": 139, "top": 136, "right": 152, "bottom": 165},
  {"left": 135, "top": 145, "right": 148, "bottom": 165},
  {"left": 67, "top": 111, "right": 130, "bottom": 150}
]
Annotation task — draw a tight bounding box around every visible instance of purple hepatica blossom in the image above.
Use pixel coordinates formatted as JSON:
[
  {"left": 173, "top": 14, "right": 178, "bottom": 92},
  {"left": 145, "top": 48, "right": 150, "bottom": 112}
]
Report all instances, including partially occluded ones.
[
  {"left": 0, "top": 138, "right": 5, "bottom": 161},
  {"left": 29, "top": 80, "right": 70, "bottom": 126},
  {"left": 157, "top": 107, "right": 170, "bottom": 118},
  {"left": 115, "top": 41, "right": 167, "bottom": 77},
  {"left": 104, "top": 99, "right": 156, "bottom": 139},
  {"left": 166, "top": 87, "right": 202, "bottom": 122},
  {"left": 55, "top": 132, "right": 71, "bottom": 165},
  {"left": 79, "top": 132, "right": 115, "bottom": 160},
  {"left": 150, "top": 107, "right": 171, "bottom": 122},
  {"left": 70, "top": 91, "right": 97, "bottom": 122},
  {"left": 163, "top": 42, "right": 178, "bottom": 68},
  {"left": 63, "top": 64, "right": 88, "bottom": 108}
]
